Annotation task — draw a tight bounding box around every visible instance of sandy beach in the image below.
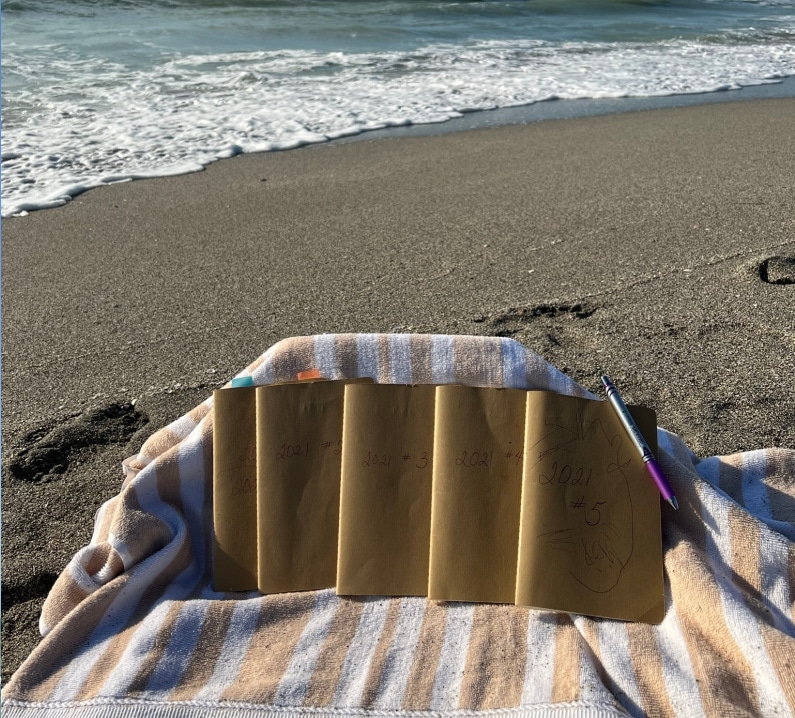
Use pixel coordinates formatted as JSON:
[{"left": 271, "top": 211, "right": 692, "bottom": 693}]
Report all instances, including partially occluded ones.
[{"left": 2, "top": 98, "right": 794, "bottom": 684}]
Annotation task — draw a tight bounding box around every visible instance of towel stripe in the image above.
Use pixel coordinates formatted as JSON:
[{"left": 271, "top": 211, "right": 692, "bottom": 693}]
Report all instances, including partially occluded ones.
[
  {"left": 597, "top": 621, "right": 644, "bottom": 716},
  {"left": 666, "top": 460, "right": 759, "bottom": 718},
  {"left": 167, "top": 599, "right": 238, "bottom": 701},
  {"left": 401, "top": 600, "right": 448, "bottom": 710},
  {"left": 626, "top": 621, "right": 677, "bottom": 718},
  {"left": 740, "top": 451, "right": 773, "bottom": 519},
  {"left": 521, "top": 612, "right": 558, "bottom": 705},
  {"left": 501, "top": 337, "right": 528, "bottom": 389},
  {"left": 75, "top": 452, "right": 207, "bottom": 701},
  {"left": 127, "top": 444, "right": 216, "bottom": 695},
  {"left": 429, "top": 603, "right": 475, "bottom": 710},
  {"left": 269, "top": 590, "right": 339, "bottom": 706},
  {"left": 303, "top": 598, "right": 366, "bottom": 705},
  {"left": 458, "top": 604, "right": 528, "bottom": 709},
  {"left": 91, "top": 546, "right": 205, "bottom": 701},
  {"left": 90, "top": 500, "right": 115, "bottom": 546},
  {"left": 759, "top": 523, "right": 795, "bottom": 633},
  {"left": 56, "top": 518, "right": 193, "bottom": 699},
  {"left": 524, "top": 350, "right": 553, "bottom": 392},
  {"left": 133, "top": 600, "right": 203, "bottom": 694},
  {"left": 187, "top": 597, "right": 262, "bottom": 701},
  {"left": 388, "top": 334, "right": 413, "bottom": 385},
  {"left": 372, "top": 597, "right": 428, "bottom": 710},
  {"left": 551, "top": 614, "right": 581, "bottom": 704},
  {"left": 575, "top": 616, "right": 614, "bottom": 709},
  {"left": 430, "top": 335, "right": 456, "bottom": 384},
  {"left": 312, "top": 335, "right": 337, "bottom": 378},
  {"left": 408, "top": 335, "right": 433, "bottom": 384},
  {"left": 654, "top": 593, "right": 703, "bottom": 718},
  {"left": 767, "top": 450, "right": 795, "bottom": 530},
  {"left": 167, "top": 414, "right": 199, "bottom": 443},
  {"left": 724, "top": 501, "right": 792, "bottom": 715},
  {"left": 332, "top": 597, "right": 393, "bottom": 707},
  {"left": 250, "top": 353, "right": 275, "bottom": 385},
  {"left": 14, "top": 567, "right": 136, "bottom": 701},
  {"left": 333, "top": 334, "right": 359, "bottom": 379},
  {"left": 453, "top": 335, "right": 503, "bottom": 387},
  {"left": 224, "top": 591, "right": 318, "bottom": 704},
  {"left": 355, "top": 334, "right": 381, "bottom": 380},
  {"left": 136, "top": 428, "right": 184, "bottom": 469},
  {"left": 693, "top": 463, "right": 763, "bottom": 716},
  {"left": 377, "top": 334, "right": 392, "bottom": 383},
  {"left": 358, "top": 598, "right": 403, "bottom": 708},
  {"left": 270, "top": 337, "right": 316, "bottom": 383}
]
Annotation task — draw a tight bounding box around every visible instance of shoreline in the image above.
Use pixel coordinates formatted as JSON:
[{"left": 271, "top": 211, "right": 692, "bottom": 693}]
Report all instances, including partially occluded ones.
[
  {"left": 330, "top": 75, "right": 795, "bottom": 145},
  {"left": 5, "top": 76, "right": 795, "bottom": 219},
  {"left": 2, "top": 97, "right": 795, "bottom": 684}
]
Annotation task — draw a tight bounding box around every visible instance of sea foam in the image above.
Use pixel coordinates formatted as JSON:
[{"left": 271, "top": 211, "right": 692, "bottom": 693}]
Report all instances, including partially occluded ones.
[{"left": 3, "top": 35, "right": 795, "bottom": 217}]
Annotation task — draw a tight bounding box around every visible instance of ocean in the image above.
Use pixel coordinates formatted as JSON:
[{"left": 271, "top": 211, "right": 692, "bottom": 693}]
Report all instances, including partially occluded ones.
[{"left": 2, "top": 0, "right": 795, "bottom": 218}]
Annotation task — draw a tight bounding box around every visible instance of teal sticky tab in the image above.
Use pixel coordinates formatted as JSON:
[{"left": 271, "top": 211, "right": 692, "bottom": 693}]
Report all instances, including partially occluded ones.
[{"left": 231, "top": 376, "right": 254, "bottom": 388}]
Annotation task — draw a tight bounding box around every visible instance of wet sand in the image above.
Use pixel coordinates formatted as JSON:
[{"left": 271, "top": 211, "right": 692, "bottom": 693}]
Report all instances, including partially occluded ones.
[{"left": 2, "top": 98, "right": 794, "bottom": 683}]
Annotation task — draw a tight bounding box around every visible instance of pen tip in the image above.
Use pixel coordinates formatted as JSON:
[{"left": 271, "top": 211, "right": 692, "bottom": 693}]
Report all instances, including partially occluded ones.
[
  {"left": 600, "top": 375, "right": 610, "bottom": 385},
  {"left": 668, "top": 496, "right": 679, "bottom": 511}
]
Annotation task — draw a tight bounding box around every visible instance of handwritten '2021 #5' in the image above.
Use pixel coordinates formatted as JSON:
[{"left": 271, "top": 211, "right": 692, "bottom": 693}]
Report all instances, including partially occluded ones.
[{"left": 538, "top": 461, "right": 592, "bottom": 487}]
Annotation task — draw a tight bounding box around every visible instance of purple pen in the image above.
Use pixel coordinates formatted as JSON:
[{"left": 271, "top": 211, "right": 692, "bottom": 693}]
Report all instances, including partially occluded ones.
[{"left": 601, "top": 375, "right": 679, "bottom": 510}]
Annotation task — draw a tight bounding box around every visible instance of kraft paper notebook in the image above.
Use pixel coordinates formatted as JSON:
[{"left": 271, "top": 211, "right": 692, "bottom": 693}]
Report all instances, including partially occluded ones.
[
  {"left": 336, "top": 383, "right": 436, "bottom": 597},
  {"left": 213, "top": 386, "right": 258, "bottom": 591},
  {"left": 516, "top": 391, "right": 664, "bottom": 623},
  {"left": 256, "top": 380, "right": 350, "bottom": 593},
  {"left": 428, "top": 385, "right": 528, "bottom": 604}
]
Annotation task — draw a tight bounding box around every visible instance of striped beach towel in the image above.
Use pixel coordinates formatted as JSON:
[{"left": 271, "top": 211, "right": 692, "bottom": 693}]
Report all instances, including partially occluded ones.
[{"left": 2, "top": 334, "right": 794, "bottom": 718}]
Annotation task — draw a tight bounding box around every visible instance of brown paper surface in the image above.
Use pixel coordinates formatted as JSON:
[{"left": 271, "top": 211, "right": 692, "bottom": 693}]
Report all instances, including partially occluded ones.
[
  {"left": 428, "top": 385, "right": 527, "bottom": 604},
  {"left": 213, "top": 386, "right": 258, "bottom": 591},
  {"left": 256, "top": 380, "right": 350, "bottom": 593},
  {"left": 516, "top": 391, "right": 664, "bottom": 623},
  {"left": 336, "top": 384, "right": 436, "bottom": 596}
]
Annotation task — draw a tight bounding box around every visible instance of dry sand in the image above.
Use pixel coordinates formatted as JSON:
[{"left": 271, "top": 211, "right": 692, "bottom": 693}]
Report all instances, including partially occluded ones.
[{"left": 2, "top": 98, "right": 794, "bottom": 683}]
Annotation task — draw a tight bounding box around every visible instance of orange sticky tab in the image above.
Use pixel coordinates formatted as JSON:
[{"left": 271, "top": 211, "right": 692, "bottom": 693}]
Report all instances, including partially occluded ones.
[{"left": 297, "top": 368, "right": 323, "bottom": 381}]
